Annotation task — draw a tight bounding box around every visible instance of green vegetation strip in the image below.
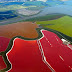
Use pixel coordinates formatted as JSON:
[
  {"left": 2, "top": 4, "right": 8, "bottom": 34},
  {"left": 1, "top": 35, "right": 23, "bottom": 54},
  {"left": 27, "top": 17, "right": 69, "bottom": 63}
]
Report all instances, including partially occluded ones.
[
  {"left": 36, "top": 16, "right": 72, "bottom": 37},
  {"left": 24, "top": 14, "right": 65, "bottom": 21}
]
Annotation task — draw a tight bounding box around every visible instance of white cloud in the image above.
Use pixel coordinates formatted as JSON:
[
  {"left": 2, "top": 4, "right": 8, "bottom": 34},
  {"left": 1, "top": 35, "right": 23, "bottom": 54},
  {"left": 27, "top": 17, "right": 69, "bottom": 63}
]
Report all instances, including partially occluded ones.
[{"left": 37, "top": 0, "right": 47, "bottom": 2}]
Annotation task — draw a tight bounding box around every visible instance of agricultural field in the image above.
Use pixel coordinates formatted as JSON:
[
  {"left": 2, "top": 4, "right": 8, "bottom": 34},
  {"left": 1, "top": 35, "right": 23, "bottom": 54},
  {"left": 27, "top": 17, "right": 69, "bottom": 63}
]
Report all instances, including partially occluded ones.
[{"left": 36, "top": 16, "right": 72, "bottom": 37}]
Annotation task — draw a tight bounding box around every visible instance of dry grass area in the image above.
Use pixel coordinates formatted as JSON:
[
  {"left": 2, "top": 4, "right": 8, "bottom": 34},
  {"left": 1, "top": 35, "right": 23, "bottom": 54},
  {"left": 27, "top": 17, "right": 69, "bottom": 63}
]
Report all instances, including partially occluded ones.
[{"left": 0, "top": 22, "right": 38, "bottom": 38}]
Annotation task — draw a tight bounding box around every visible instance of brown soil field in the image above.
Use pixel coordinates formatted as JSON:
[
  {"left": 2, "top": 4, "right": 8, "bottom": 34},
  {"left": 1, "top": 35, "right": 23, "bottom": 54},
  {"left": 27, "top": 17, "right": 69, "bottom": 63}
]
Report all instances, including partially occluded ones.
[{"left": 0, "top": 22, "right": 38, "bottom": 39}]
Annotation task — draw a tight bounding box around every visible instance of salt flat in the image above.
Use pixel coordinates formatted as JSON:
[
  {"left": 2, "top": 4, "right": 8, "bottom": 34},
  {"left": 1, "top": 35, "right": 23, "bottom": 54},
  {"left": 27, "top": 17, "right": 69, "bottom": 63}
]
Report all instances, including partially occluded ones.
[{"left": 17, "top": 8, "right": 40, "bottom": 16}]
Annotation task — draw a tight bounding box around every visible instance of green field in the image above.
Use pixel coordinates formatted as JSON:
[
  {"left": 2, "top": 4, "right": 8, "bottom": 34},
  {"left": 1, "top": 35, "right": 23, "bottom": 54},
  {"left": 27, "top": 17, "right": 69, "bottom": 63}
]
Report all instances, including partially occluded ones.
[{"left": 36, "top": 16, "right": 72, "bottom": 37}]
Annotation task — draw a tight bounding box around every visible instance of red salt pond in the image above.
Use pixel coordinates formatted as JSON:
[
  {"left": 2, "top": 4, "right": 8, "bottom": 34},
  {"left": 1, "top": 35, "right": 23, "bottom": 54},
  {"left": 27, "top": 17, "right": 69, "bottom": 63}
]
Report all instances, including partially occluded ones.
[
  {"left": 0, "top": 37, "right": 10, "bottom": 52},
  {"left": 0, "top": 37, "right": 10, "bottom": 70},
  {"left": 7, "top": 38, "right": 51, "bottom": 72},
  {"left": 39, "top": 30, "right": 72, "bottom": 72},
  {"left": 1, "top": 30, "right": 72, "bottom": 72}
]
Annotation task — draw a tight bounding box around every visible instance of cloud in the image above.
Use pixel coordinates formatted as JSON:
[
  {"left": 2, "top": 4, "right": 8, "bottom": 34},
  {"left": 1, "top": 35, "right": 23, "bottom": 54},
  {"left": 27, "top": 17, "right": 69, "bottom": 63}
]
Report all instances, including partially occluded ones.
[{"left": 37, "top": 0, "right": 47, "bottom": 2}]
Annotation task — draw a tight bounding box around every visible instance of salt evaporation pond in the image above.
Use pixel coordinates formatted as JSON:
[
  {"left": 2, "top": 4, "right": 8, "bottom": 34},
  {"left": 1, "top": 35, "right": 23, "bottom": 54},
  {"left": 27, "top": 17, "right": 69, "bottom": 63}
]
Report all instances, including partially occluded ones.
[{"left": 0, "top": 10, "right": 18, "bottom": 21}]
